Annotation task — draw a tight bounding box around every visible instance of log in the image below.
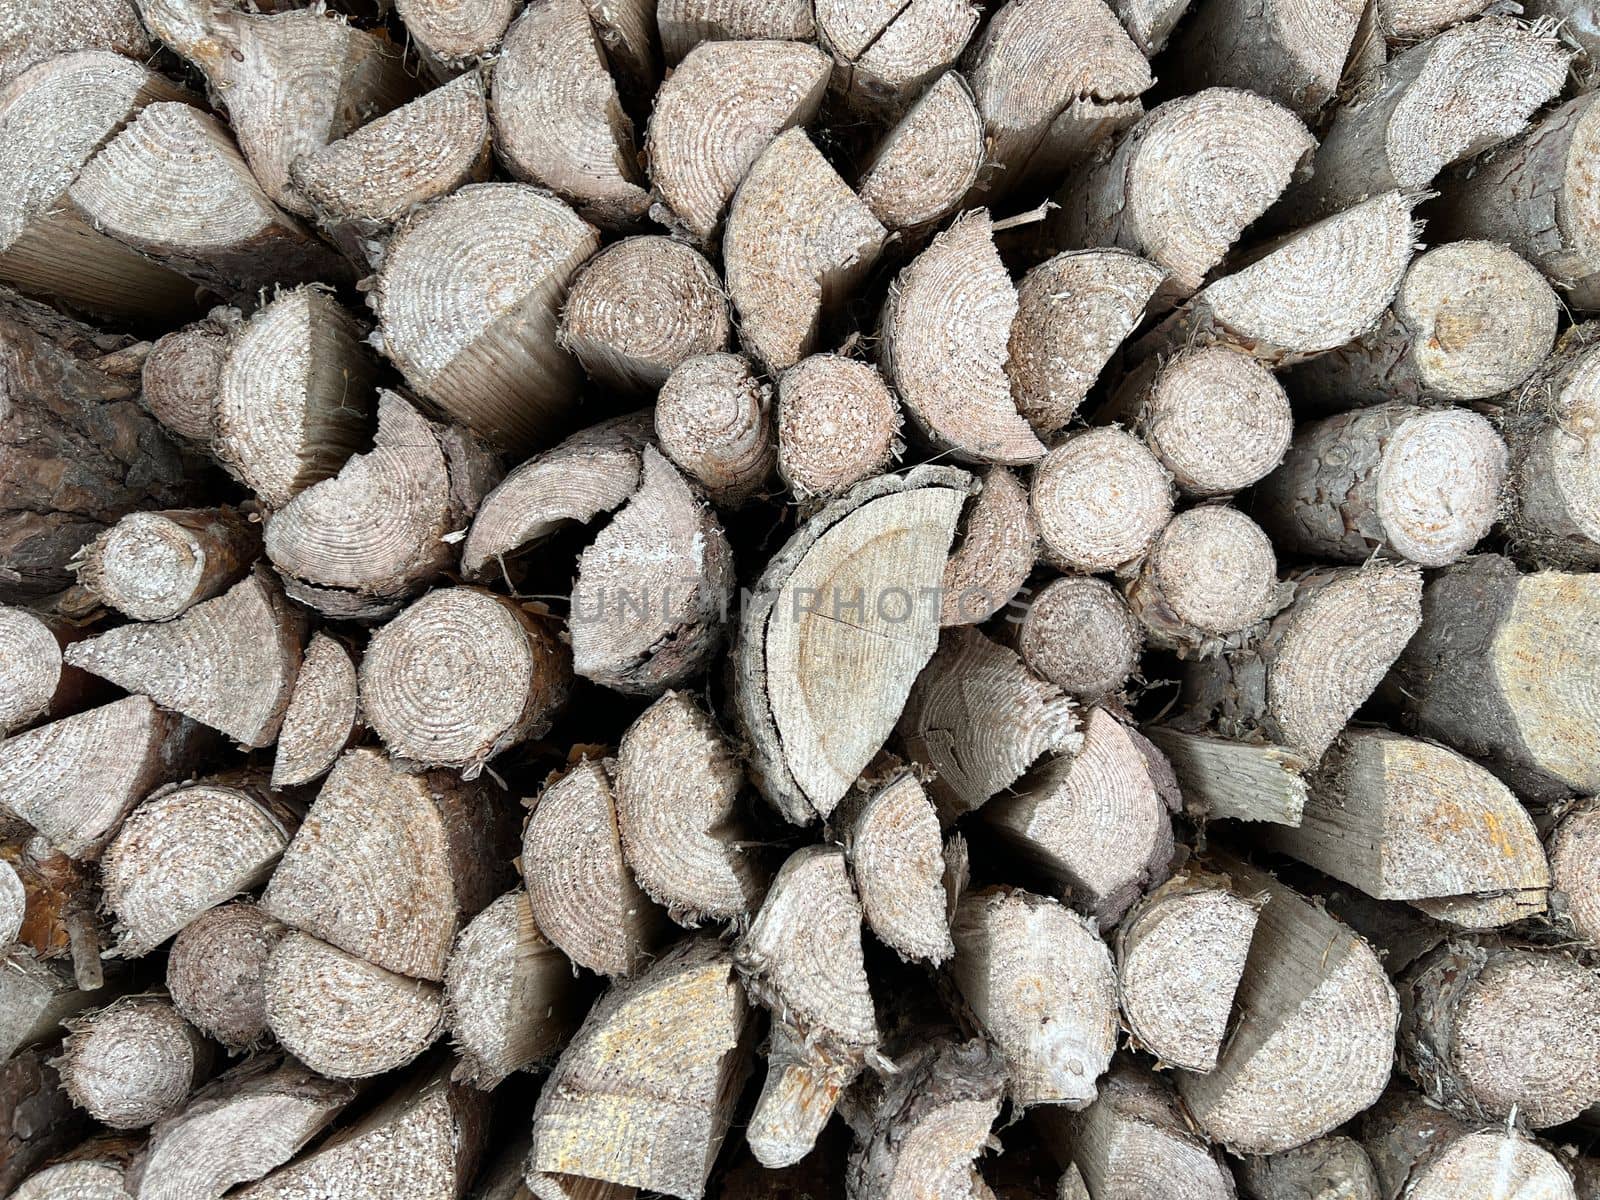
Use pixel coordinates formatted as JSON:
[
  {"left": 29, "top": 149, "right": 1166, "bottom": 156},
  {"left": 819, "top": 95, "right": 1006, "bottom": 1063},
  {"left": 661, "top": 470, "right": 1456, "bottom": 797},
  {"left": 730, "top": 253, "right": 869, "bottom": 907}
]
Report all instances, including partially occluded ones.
[
  {"left": 656, "top": 0, "right": 814, "bottom": 61},
  {"left": 1386, "top": 554, "right": 1600, "bottom": 800},
  {"left": 734, "top": 467, "right": 974, "bottom": 824},
  {"left": 1171, "top": 0, "right": 1362, "bottom": 118},
  {"left": 0, "top": 951, "right": 101, "bottom": 1061},
  {"left": 949, "top": 887, "right": 1119, "bottom": 1108},
  {"left": 725, "top": 128, "right": 886, "bottom": 374},
  {"left": 395, "top": 0, "right": 514, "bottom": 72},
  {"left": 0, "top": 834, "right": 104, "bottom": 986},
  {"left": 263, "top": 747, "right": 511, "bottom": 981},
  {"left": 522, "top": 759, "right": 668, "bottom": 977},
  {"left": 0, "top": 606, "right": 96, "bottom": 735},
  {"left": 140, "top": 307, "right": 242, "bottom": 445},
  {"left": 1550, "top": 798, "right": 1600, "bottom": 948},
  {"left": 1110, "top": 0, "right": 1191, "bottom": 53},
  {"left": 1115, "top": 870, "right": 1262, "bottom": 1072},
  {"left": 1005, "top": 249, "right": 1166, "bottom": 439},
  {"left": 65, "top": 569, "right": 307, "bottom": 750},
  {"left": 77, "top": 506, "right": 260, "bottom": 622},
  {"left": 372, "top": 183, "right": 600, "bottom": 453},
  {"left": 11, "top": 1136, "right": 141, "bottom": 1200},
  {"left": 166, "top": 901, "right": 283, "bottom": 1053},
  {"left": 559, "top": 237, "right": 730, "bottom": 392},
  {"left": 614, "top": 691, "right": 763, "bottom": 925},
  {"left": 59, "top": 994, "right": 211, "bottom": 1130},
  {"left": 941, "top": 467, "right": 1035, "bottom": 627},
  {"left": 0, "top": 0, "right": 149, "bottom": 86},
  {"left": 490, "top": 0, "right": 648, "bottom": 228},
  {"left": 775, "top": 355, "right": 902, "bottom": 502},
  {"left": 580, "top": 0, "right": 658, "bottom": 101},
  {"left": 1175, "top": 855, "right": 1399, "bottom": 1154},
  {"left": 880, "top": 210, "right": 1042, "bottom": 465},
  {"left": 813, "top": 1, "right": 979, "bottom": 116},
  {"left": 856, "top": 71, "right": 985, "bottom": 235},
  {"left": 1030, "top": 428, "right": 1173, "bottom": 572},
  {"left": 1183, "top": 561, "right": 1423, "bottom": 763},
  {"left": 101, "top": 774, "right": 299, "bottom": 956},
  {"left": 526, "top": 937, "right": 754, "bottom": 1200},
  {"left": 568, "top": 447, "right": 732, "bottom": 694},
  {"left": 644, "top": 39, "right": 830, "bottom": 241},
  {"left": 270, "top": 633, "right": 360, "bottom": 789},
  {"left": 655, "top": 353, "right": 775, "bottom": 507},
  {"left": 1236, "top": 1136, "right": 1381, "bottom": 1200},
  {"left": 839, "top": 771, "right": 953, "bottom": 963},
  {"left": 1016, "top": 575, "right": 1143, "bottom": 701},
  {"left": 1141, "top": 728, "right": 1308, "bottom": 826},
  {"left": 0, "top": 1051, "right": 84, "bottom": 1195}
]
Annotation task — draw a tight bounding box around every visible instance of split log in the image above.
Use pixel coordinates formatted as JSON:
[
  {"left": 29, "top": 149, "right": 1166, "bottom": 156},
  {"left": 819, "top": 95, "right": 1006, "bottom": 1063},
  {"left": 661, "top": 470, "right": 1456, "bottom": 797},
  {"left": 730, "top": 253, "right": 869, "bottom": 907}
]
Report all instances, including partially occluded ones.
[
  {"left": 839, "top": 772, "right": 953, "bottom": 963},
  {"left": 0, "top": 52, "right": 198, "bottom": 323},
  {"left": 775, "top": 355, "right": 902, "bottom": 501},
  {"left": 1175, "top": 855, "right": 1399, "bottom": 1154},
  {"left": 1236, "top": 1136, "right": 1381, "bottom": 1200},
  {"left": 140, "top": 307, "right": 242, "bottom": 445},
  {"left": 644, "top": 39, "right": 830, "bottom": 241},
  {"left": 270, "top": 633, "right": 360, "bottom": 789},
  {"left": 813, "top": 1, "right": 979, "bottom": 116},
  {"left": 581, "top": 0, "right": 658, "bottom": 101},
  {"left": 263, "top": 747, "right": 511, "bottom": 981},
  {"left": 941, "top": 467, "right": 1035, "bottom": 627},
  {"left": 656, "top": 353, "right": 775, "bottom": 507},
  {"left": 490, "top": 0, "right": 648, "bottom": 228},
  {"left": 1288, "top": 18, "right": 1571, "bottom": 221},
  {"left": 373, "top": 183, "right": 600, "bottom": 453},
  {"left": 1521, "top": 0, "right": 1598, "bottom": 75},
  {"left": 65, "top": 569, "right": 307, "bottom": 749},
  {"left": 1550, "top": 799, "right": 1600, "bottom": 947},
  {"left": 526, "top": 937, "right": 754, "bottom": 1200},
  {"left": 1141, "top": 728, "right": 1308, "bottom": 826},
  {"left": 1124, "top": 505, "right": 1281, "bottom": 654},
  {"left": 0, "top": 952, "right": 101, "bottom": 1060},
  {"left": 0, "top": 1051, "right": 84, "bottom": 1195},
  {"left": 898, "top": 626, "right": 1081, "bottom": 822},
  {"left": 949, "top": 887, "right": 1119, "bottom": 1107},
  {"left": 11, "top": 1136, "right": 141, "bottom": 1200},
  {"left": 1030, "top": 428, "right": 1173, "bottom": 572},
  {"left": 0, "top": 606, "right": 96, "bottom": 734},
  {"left": 880, "top": 210, "right": 1042, "bottom": 465},
  {"left": 0, "top": 696, "right": 206, "bottom": 859},
  {"left": 101, "top": 775, "right": 298, "bottom": 956},
  {"left": 569, "top": 447, "right": 732, "bottom": 694},
  {"left": 77, "top": 507, "right": 260, "bottom": 622},
  {"left": 1110, "top": 0, "right": 1191, "bottom": 53},
  {"left": 615, "top": 691, "right": 763, "bottom": 925},
  {"left": 461, "top": 412, "right": 653, "bottom": 580},
  {"left": 657, "top": 0, "right": 814, "bottom": 60},
  {"left": 1050, "top": 89, "right": 1312, "bottom": 306},
  {"left": 1015, "top": 575, "right": 1143, "bottom": 701},
  {"left": 1386, "top": 554, "right": 1600, "bottom": 800},
  {"left": 0, "top": 834, "right": 104, "bottom": 986},
  {"left": 734, "top": 467, "right": 975, "bottom": 824},
  {"left": 396, "top": 0, "right": 514, "bottom": 71},
  {"left": 725, "top": 128, "right": 886, "bottom": 374},
  {"left": 59, "top": 994, "right": 211, "bottom": 1130},
  {"left": 1183, "top": 561, "right": 1423, "bottom": 763},
  {"left": 1171, "top": 0, "right": 1361, "bottom": 118},
  {"left": 522, "top": 759, "right": 668, "bottom": 977},
  {"left": 0, "top": 0, "right": 150, "bottom": 86},
  {"left": 560, "top": 237, "right": 730, "bottom": 391},
  {"left": 857, "top": 71, "right": 985, "bottom": 235},
  {"left": 1397, "top": 938, "right": 1600, "bottom": 1127},
  {"left": 166, "top": 901, "right": 283, "bottom": 1053},
  {"left": 1115, "top": 870, "right": 1262, "bottom": 1072},
  {"left": 263, "top": 932, "right": 445, "bottom": 1080},
  {"left": 212, "top": 287, "right": 380, "bottom": 510},
  {"left": 964, "top": 0, "right": 1150, "bottom": 198},
  {"left": 361, "top": 588, "right": 570, "bottom": 773},
  {"left": 1005, "top": 249, "right": 1166, "bottom": 439}
]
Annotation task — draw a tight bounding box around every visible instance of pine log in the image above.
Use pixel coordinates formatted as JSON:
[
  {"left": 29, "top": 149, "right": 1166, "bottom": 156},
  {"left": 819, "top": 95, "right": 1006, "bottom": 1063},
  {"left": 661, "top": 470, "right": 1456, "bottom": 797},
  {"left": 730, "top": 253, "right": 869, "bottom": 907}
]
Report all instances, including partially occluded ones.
[
  {"left": 140, "top": 306, "right": 242, "bottom": 445},
  {"left": 78, "top": 507, "right": 260, "bottom": 623},
  {"left": 1109, "top": 0, "right": 1191, "bottom": 53},
  {"left": 0, "top": 951, "right": 101, "bottom": 1061},
  {"left": 1030, "top": 428, "right": 1173, "bottom": 572},
  {"left": 1125, "top": 505, "right": 1282, "bottom": 654},
  {"left": 1386, "top": 554, "right": 1600, "bottom": 799},
  {"left": 490, "top": 0, "right": 647, "bottom": 228},
  {"left": 263, "top": 747, "right": 511, "bottom": 981},
  {"left": 0, "top": 834, "right": 104, "bottom": 986},
  {"left": 950, "top": 887, "right": 1118, "bottom": 1108},
  {"left": 396, "top": 0, "right": 514, "bottom": 72},
  {"left": 725, "top": 128, "right": 886, "bottom": 374},
  {"left": 1183, "top": 561, "right": 1423, "bottom": 763},
  {"left": 59, "top": 994, "right": 212, "bottom": 1130},
  {"left": 1175, "top": 855, "right": 1399, "bottom": 1154},
  {"left": 1015, "top": 575, "right": 1142, "bottom": 701},
  {"left": 1141, "top": 728, "right": 1308, "bottom": 825},
  {"left": 526, "top": 937, "right": 754, "bottom": 1200},
  {"left": 1172, "top": 0, "right": 1361, "bottom": 118},
  {"left": 0, "top": 606, "right": 97, "bottom": 735},
  {"left": 1115, "top": 870, "right": 1262, "bottom": 1072},
  {"left": 775, "top": 355, "right": 902, "bottom": 501},
  {"left": 0, "top": 0, "right": 149, "bottom": 86},
  {"left": 1005, "top": 249, "right": 1166, "bottom": 439},
  {"left": 1236, "top": 1135, "right": 1381, "bottom": 1200},
  {"left": 101, "top": 775, "right": 298, "bottom": 957},
  {"left": 522, "top": 759, "right": 668, "bottom": 977},
  {"left": 10, "top": 1135, "right": 141, "bottom": 1200},
  {"left": 656, "top": 0, "right": 814, "bottom": 61},
  {"left": 1550, "top": 798, "right": 1600, "bottom": 948},
  {"left": 941, "top": 467, "right": 1035, "bottom": 627},
  {"left": 644, "top": 39, "right": 830, "bottom": 242},
  {"left": 569, "top": 447, "right": 732, "bottom": 694},
  {"left": 656, "top": 353, "right": 775, "bottom": 507},
  {"left": 814, "top": 1, "right": 978, "bottom": 116},
  {"left": 856, "top": 72, "right": 985, "bottom": 235},
  {"left": 839, "top": 771, "right": 954, "bottom": 963},
  {"left": 0, "top": 1051, "right": 84, "bottom": 1195},
  {"left": 270, "top": 633, "right": 360, "bottom": 789},
  {"left": 166, "top": 901, "right": 283, "bottom": 1053},
  {"left": 373, "top": 183, "right": 599, "bottom": 453},
  {"left": 736, "top": 467, "right": 973, "bottom": 824}
]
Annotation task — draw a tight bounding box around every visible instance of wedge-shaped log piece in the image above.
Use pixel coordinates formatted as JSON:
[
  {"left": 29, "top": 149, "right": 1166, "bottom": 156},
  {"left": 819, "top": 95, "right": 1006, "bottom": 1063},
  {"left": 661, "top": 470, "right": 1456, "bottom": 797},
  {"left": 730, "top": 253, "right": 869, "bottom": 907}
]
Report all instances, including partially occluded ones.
[
  {"left": 141, "top": 306, "right": 241, "bottom": 444},
  {"left": 1017, "top": 575, "right": 1143, "bottom": 701},
  {"left": 857, "top": 71, "right": 984, "bottom": 234},
  {"left": 374, "top": 184, "right": 599, "bottom": 453},
  {"left": 1504, "top": 323, "right": 1600, "bottom": 567},
  {"left": 527, "top": 937, "right": 754, "bottom": 1200},
  {"left": 657, "top": 354, "right": 774, "bottom": 507},
  {"left": 0, "top": 951, "right": 100, "bottom": 1060},
  {"left": 60, "top": 994, "right": 210, "bottom": 1130},
  {"left": 1110, "top": 0, "right": 1191, "bottom": 53},
  {"left": 734, "top": 467, "right": 974, "bottom": 824},
  {"left": 1237, "top": 1135, "right": 1380, "bottom": 1200},
  {"left": 816, "top": 0, "right": 979, "bottom": 116},
  {"left": 0, "top": 0, "right": 150, "bottom": 86},
  {"left": 263, "top": 748, "right": 510, "bottom": 981},
  {"left": 725, "top": 129, "right": 886, "bottom": 374},
  {"left": 1142, "top": 727, "right": 1308, "bottom": 826},
  {"left": 1172, "top": 0, "right": 1362, "bottom": 118},
  {"left": 1550, "top": 798, "right": 1600, "bottom": 948},
  {"left": 167, "top": 901, "right": 282, "bottom": 1053},
  {"left": 396, "top": 0, "right": 514, "bottom": 70},
  {"left": 657, "top": 0, "right": 814, "bottom": 60},
  {"left": 941, "top": 467, "right": 1034, "bottom": 628},
  {"left": 270, "top": 633, "right": 360, "bottom": 789},
  {"left": 1176, "top": 856, "right": 1399, "bottom": 1154},
  {"left": 1125, "top": 505, "right": 1281, "bottom": 655},
  {"left": 79, "top": 506, "right": 259, "bottom": 623},
  {"left": 0, "top": 606, "right": 97, "bottom": 735},
  {"left": 1032, "top": 428, "right": 1173, "bottom": 572},
  {"left": 841, "top": 772, "right": 953, "bottom": 963},
  {"left": 776, "top": 355, "right": 902, "bottom": 502},
  {"left": 11, "top": 1136, "right": 141, "bottom": 1200}
]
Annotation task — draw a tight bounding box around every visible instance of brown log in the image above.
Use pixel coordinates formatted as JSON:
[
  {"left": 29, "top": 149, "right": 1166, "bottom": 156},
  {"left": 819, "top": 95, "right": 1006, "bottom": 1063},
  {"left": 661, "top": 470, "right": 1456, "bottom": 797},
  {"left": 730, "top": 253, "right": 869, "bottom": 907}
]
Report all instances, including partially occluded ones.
[
  {"left": 0, "top": 606, "right": 97, "bottom": 735},
  {"left": 395, "top": 0, "right": 515, "bottom": 72},
  {"left": 0, "top": 1051, "right": 85, "bottom": 1195},
  {"left": 1550, "top": 798, "right": 1600, "bottom": 949},
  {"left": 655, "top": 353, "right": 775, "bottom": 507},
  {"left": 59, "top": 994, "right": 212, "bottom": 1130},
  {"left": 1236, "top": 1135, "right": 1381, "bottom": 1200},
  {"left": 775, "top": 355, "right": 902, "bottom": 502},
  {"left": 0, "top": 834, "right": 104, "bottom": 987},
  {"left": 166, "top": 901, "right": 284, "bottom": 1053},
  {"left": 814, "top": 1, "right": 978, "bottom": 116},
  {"left": 77, "top": 506, "right": 260, "bottom": 623},
  {"left": 1015, "top": 575, "right": 1143, "bottom": 702},
  {"left": 270, "top": 633, "right": 361, "bottom": 789},
  {"left": 656, "top": 0, "right": 814, "bottom": 61},
  {"left": 0, "top": 0, "right": 149, "bottom": 87},
  {"left": 1031, "top": 427, "right": 1173, "bottom": 572},
  {"left": 140, "top": 306, "right": 242, "bottom": 445},
  {"left": 856, "top": 71, "right": 984, "bottom": 235},
  {"left": 940, "top": 467, "right": 1035, "bottom": 628},
  {"left": 1141, "top": 727, "right": 1308, "bottom": 826},
  {"left": 839, "top": 771, "right": 954, "bottom": 964},
  {"left": 1172, "top": 0, "right": 1361, "bottom": 118}
]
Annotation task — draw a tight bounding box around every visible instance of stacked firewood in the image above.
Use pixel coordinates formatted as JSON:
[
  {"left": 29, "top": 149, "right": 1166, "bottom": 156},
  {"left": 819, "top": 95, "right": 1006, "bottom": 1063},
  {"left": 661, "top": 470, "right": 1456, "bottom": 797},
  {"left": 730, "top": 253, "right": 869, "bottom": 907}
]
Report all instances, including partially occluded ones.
[{"left": 3, "top": 0, "right": 1600, "bottom": 1195}]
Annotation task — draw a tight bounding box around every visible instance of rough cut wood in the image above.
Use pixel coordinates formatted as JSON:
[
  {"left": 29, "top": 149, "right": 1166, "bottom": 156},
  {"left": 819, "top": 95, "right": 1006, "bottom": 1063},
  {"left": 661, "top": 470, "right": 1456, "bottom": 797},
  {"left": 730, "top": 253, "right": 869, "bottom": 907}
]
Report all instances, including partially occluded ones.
[
  {"left": 0, "top": 833, "right": 105, "bottom": 986},
  {"left": 396, "top": 0, "right": 514, "bottom": 71},
  {"left": 10, "top": 1135, "right": 141, "bottom": 1200},
  {"left": 0, "top": 606, "right": 95, "bottom": 735},
  {"left": 78, "top": 506, "right": 260, "bottom": 623},
  {"left": 0, "top": 951, "right": 100, "bottom": 1061},
  {"left": 1550, "top": 798, "right": 1600, "bottom": 948},
  {"left": 1237, "top": 1135, "right": 1381, "bottom": 1200},
  {"left": 1016, "top": 575, "right": 1142, "bottom": 700},
  {"left": 657, "top": 0, "right": 814, "bottom": 60},
  {"left": 656, "top": 353, "right": 774, "bottom": 507},
  {"left": 775, "top": 356, "right": 901, "bottom": 502},
  {"left": 1031, "top": 428, "right": 1173, "bottom": 572},
  {"left": 526, "top": 937, "right": 754, "bottom": 1200},
  {"left": 166, "top": 900, "right": 283, "bottom": 1052},
  {"left": 0, "top": 1050, "right": 84, "bottom": 1194},
  {"left": 940, "top": 467, "right": 1035, "bottom": 627},
  {"left": 270, "top": 633, "right": 360, "bottom": 789},
  {"left": 1504, "top": 323, "right": 1600, "bottom": 567},
  {"left": 0, "top": 0, "right": 150, "bottom": 86},
  {"left": 1110, "top": 0, "right": 1192, "bottom": 53},
  {"left": 1125, "top": 505, "right": 1281, "bottom": 654},
  {"left": 857, "top": 71, "right": 984, "bottom": 234},
  {"left": 840, "top": 772, "right": 953, "bottom": 963},
  {"left": 1142, "top": 727, "right": 1308, "bottom": 826},
  {"left": 59, "top": 994, "right": 211, "bottom": 1130},
  {"left": 734, "top": 467, "right": 974, "bottom": 825},
  {"left": 373, "top": 183, "right": 600, "bottom": 453},
  {"left": 815, "top": 0, "right": 978, "bottom": 115},
  {"left": 1172, "top": 0, "right": 1361, "bottom": 118},
  {"left": 140, "top": 306, "right": 242, "bottom": 446}
]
